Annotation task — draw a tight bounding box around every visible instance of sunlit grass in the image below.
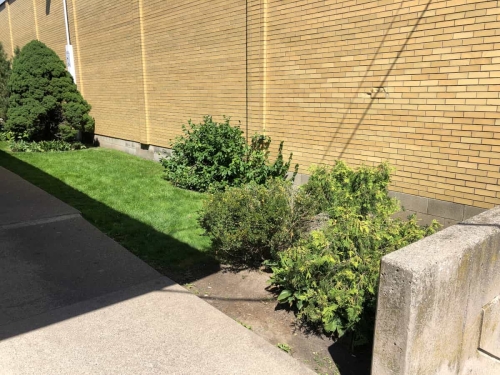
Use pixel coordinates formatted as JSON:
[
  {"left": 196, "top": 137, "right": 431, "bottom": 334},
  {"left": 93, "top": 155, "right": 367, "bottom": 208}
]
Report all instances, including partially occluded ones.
[{"left": 0, "top": 142, "right": 215, "bottom": 280}]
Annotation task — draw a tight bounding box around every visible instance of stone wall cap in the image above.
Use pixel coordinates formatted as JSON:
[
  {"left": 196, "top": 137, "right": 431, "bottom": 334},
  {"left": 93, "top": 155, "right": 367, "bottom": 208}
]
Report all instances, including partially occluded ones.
[{"left": 383, "top": 206, "right": 500, "bottom": 274}]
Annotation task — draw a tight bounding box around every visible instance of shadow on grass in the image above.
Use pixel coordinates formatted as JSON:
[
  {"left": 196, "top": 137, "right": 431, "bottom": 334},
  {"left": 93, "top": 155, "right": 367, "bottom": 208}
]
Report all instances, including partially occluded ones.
[
  {"left": 0, "top": 148, "right": 223, "bottom": 341},
  {"left": 0, "top": 148, "right": 220, "bottom": 284},
  {"left": 0, "top": 148, "right": 371, "bottom": 374}
]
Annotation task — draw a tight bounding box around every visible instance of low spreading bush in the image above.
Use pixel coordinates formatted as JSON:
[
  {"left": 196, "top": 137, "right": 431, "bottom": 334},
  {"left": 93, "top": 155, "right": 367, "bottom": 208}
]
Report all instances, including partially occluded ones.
[
  {"left": 199, "top": 178, "right": 314, "bottom": 265},
  {"left": 5, "top": 40, "right": 94, "bottom": 142},
  {"left": 9, "top": 139, "right": 86, "bottom": 153},
  {"left": 268, "top": 162, "right": 440, "bottom": 342},
  {"left": 161, "top": 115, "right": 297, "bottom": 192},
  {"left": 0, "top": 130, "right": 13, "bottom": 142},
  {"left": 199, "top": 156, "right": 440, "bottom": 341}
]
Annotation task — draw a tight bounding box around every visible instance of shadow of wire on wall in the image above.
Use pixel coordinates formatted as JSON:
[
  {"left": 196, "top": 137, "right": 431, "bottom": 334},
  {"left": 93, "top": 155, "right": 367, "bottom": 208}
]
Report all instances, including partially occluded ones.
[{"left": 321, "top": 0, "right": 433, "bottom": 162}]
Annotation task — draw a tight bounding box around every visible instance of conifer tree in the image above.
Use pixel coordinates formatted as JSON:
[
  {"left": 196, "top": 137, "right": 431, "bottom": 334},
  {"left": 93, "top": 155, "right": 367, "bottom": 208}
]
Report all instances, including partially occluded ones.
[
  {"left": 5, "top": 40, "right": 93, "bottom": 141},
  {"left": 0, "top": 42, "right": 11, "bottom": 124}
]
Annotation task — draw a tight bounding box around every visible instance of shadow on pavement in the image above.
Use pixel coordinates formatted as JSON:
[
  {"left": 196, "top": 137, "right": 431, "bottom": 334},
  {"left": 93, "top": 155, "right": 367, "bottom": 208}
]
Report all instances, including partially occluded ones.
[
  {"left": 0, "top": 149, "right": 374, "bottom": 375},
  {"left": 0, "top": 149, "right": 220, "bottom": 341},
  {"left": 0, "top": 149, "right": 220, "bottom": 282},
  {"left": 328, "top": 340, "right": 372, "bottom": 375}
]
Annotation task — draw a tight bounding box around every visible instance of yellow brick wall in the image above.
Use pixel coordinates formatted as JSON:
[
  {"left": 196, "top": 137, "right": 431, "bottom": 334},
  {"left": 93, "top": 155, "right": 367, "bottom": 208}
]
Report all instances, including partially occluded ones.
[
  {"left": 0, "top": 0, "right": 499, "bottom": 209},
  {"left": 34, "top": 0, "right": 67, "bottom": 64},
  {"left": 141, "top": 0, "right": 248, "bottom": 145},
  {"left": 0, "top": 3, "right": 12, "bottom": 56},
  {"left": 262, "top": 0, "right": 500, "bottom": 209},
  {"left": 8, "top": 0, "right": 36, "bottom": 50},
  {"left": 65, "top": 0, "right": 145, "bottom": 143},
  {"left": 246, "top": 0, "right": 267, "bottom": 138}
]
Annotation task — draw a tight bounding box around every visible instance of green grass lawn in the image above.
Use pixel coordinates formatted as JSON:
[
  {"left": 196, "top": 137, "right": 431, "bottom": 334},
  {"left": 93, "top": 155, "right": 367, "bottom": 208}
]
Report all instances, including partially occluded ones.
[{"left": 0, "top": 142, "right": 217, "bottom": 282}]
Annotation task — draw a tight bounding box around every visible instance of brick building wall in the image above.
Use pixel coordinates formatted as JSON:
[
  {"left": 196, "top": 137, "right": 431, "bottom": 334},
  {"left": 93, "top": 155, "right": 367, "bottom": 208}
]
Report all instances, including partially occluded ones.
[
  {"left": 0, "top": 0, "right": 499, "bottom": 221},
  {"left": 263, "top": 0, "right": 500, "bottom": 214},
  {"left": 0, "top": 2, "right": 12, "bottom": 57}
]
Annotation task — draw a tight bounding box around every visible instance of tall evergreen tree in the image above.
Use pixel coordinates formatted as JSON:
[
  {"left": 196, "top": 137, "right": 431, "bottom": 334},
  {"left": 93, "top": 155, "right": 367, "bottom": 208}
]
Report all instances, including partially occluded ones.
[
  {"left": 5, "top": 40, "right": 94, "bottom": 141},
  {"left": 0, "top": 42, "right": 11, "bottom": 124}
]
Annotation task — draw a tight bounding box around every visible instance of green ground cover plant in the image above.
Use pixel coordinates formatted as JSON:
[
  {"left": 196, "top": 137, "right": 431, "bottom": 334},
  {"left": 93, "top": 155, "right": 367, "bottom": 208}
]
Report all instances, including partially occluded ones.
[
  {"left": 0, "top": 142, "right": 212, "bottom": 278},
  {"left": 0, "top": 130, "right": 12, "bottom": 141},
  {"left": 5, "top": 40, "right": 93, "bottom": 142},
  {"left": 276, "top": 343, "right": 292, "bottom": 354},
  {"left": 161, "top": 115, "right": 297, "bottom": 192},
  {"left": 9, "top": 139, "right": 85, "bottom": 152}
]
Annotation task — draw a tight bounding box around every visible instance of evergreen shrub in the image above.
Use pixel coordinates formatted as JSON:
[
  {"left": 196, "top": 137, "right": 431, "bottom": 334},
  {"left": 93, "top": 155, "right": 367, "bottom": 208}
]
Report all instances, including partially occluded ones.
[
  {"left": 201, "top": 159, "right": 441, "bottom": 343},
  {"left": 5, "top": 40, "right": 93, "bottom": 141},
  {"left": 0, "top": 42, "right": 11, "bottom": 123},
  {"left": 199, "top": 178, "right": 314, "bottom": 265}
]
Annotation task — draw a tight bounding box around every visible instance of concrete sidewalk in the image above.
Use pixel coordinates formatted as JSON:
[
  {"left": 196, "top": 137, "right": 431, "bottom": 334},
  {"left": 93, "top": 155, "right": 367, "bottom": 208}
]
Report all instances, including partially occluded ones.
[{"left": 0, "top": 167, "right": 314, "bottom": 375}]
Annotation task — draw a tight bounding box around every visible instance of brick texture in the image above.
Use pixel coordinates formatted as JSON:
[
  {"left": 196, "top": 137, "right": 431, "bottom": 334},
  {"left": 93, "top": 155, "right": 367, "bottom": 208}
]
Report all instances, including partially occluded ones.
[
  {"left": 34, "top": 0, "right": 67, "bottom": 66},
  {"left": 141, "top": 0, "right": 247, "bottom": 145},
  {"left": 262, "top": 0, "right": 500, "bottom": 209},
  {"left": 0, "top": 3, "right": 12, "bottom": 56},
  {"left": 0, "top": 0, "right": 499, "bottom": 209},
  {"left": 8, "top": 0, "right": 36, "bottom": 51}
]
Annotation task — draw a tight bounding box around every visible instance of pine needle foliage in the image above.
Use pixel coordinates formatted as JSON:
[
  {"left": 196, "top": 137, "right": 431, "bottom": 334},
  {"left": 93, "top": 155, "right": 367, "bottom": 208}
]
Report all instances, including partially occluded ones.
[
  {"left": 5, "top": 40, "right": 93, "bottom": 141},
  {"left": 0, "top": 42, "right": 11, "bottom": 123}
]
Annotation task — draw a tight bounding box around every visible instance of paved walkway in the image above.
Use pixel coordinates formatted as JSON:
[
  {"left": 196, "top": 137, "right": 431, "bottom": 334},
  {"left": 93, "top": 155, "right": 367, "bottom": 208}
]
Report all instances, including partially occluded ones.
[{"left": 0, "top": 166, "right": 314, "bottom": 375}]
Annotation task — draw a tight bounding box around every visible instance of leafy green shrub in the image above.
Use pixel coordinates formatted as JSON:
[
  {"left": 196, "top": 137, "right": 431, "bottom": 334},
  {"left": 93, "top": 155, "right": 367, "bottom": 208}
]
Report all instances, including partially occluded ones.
[
  {"left": 302, "top": 161, "right": 396, "bottom": 217},
  {"left": 9, "top": 139, "right": 85, "bottom": 152},
  {"left": 269, "top": 162, "right": 440, "bottom": 342},
  {"left": 5, "top": 40, "right": 94, "bottom": 141},
  {"left": 199, "top": 178, "right": 314, "bottom": 265},
  {"left": 0, "top": 42, "right": 11, "bottom": 123},
  {"left": 0, "top": 130, "right": 14, "bottom": 142},
  {"left": 271, "top": 213, "right": 439, "bottom": 340},
  {"left": 161, "top": 115, "right": 297, "bottom": 192}
]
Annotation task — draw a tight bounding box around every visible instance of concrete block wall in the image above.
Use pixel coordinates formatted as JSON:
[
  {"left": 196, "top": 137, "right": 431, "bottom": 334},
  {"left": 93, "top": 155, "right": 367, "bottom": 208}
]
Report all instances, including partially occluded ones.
[
  {"left": 373, "top": 206, "right": 500, "bottom": 374},
  {"left": 0, "top": 0, "right": 499, "bottom": 213},
  {"left": 390, "top": 190, "right": 485, "bottom": 227},
  {"left": 94, "top": 134, "right": 171, "bottom": 163}
]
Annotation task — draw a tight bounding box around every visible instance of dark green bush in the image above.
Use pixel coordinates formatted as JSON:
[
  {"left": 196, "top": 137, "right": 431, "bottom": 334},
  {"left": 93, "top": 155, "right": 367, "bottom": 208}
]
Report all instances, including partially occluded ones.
[
  {"left": 161, "top": 115, "right": 297, "bottom": 192},
  {"left": 9, "top": 139, "right": 86, "bottom": 152},
  {"left": 0, "top": 42, "right": 11, "bottom": 123},
  {"left": 269, "top": 162, "right": 440, "bottom": 342},
  {"left": 199, "top": 178, "right": 314, "bottom": 265},
  {"left": 5, "top": 40, "right": 94, "bottom": 141}
]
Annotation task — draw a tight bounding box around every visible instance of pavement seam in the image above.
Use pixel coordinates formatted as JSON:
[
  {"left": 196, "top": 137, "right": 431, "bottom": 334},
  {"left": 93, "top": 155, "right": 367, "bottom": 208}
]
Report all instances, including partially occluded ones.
[
  {"left": 0, "top": 276, "right": 167, "bottom": 330},
  {"left": 0, "top": 213, "right": 83, "bottom": 230}
]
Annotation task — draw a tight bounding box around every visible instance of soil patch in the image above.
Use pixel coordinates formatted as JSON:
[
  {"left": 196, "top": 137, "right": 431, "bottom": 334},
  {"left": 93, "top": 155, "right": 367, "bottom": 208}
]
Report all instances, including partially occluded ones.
[{"left": 181, "top": 267, "right": 371, "bottom": 375}]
